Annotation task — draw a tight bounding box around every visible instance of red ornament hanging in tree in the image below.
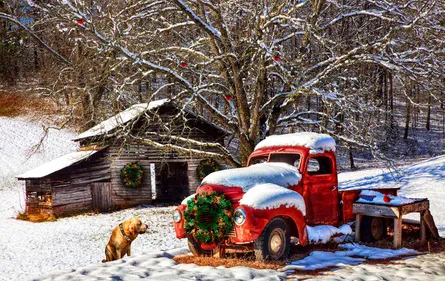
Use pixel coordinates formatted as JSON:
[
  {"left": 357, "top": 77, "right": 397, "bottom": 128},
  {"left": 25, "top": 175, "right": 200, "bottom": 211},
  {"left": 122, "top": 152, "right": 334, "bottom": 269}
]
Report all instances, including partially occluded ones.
[
  {"left": 76, "top": 18, "right": 84, "bottom": 25},
  {"left": 225, "top": 95, "right": 232, "bottom": 101},
  {"left": 383, "top": 194, "right": 391, "bottom": 203},
  {"left": 273, "top": 55, "right": 281, "bottom": 62},
  {"left": 180, "top": 61, "right": 188, "bottom": 68}
]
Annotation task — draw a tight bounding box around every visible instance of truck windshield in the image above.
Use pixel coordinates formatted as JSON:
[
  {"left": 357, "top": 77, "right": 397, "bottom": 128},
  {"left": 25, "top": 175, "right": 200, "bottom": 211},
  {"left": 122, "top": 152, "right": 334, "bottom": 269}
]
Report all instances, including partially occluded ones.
[
  {"left": 249, "top": 155, "right": 268, "bottom": 165},
  {"left": 269, "top": 153, "right": 301, "bottom": 168},
  {"left": 249, "top": 153, "right": 301, "bottom": 168}
]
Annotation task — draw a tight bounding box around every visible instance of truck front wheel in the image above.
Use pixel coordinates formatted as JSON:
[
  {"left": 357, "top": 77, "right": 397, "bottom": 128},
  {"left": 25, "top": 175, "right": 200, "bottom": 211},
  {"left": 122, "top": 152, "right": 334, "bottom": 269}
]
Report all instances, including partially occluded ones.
[
  {"left": 254, "top": 218, "right": 290, "bottom": 261},
  {"left": 187, "top": 237, "right": 215, "bottom": 257},
  {"left": 360, "top": 216, "right": 387, "bottom": 242}
]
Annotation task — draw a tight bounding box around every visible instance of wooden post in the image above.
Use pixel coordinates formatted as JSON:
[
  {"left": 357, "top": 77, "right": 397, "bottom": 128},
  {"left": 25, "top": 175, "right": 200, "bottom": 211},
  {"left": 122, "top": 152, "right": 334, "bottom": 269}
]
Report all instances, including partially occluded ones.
[
  {"left": 355, "top": 214, "right": 362, "bottom": 242},
  {"left": 420, "top": 211, "right": 426, "bottom": 243},
  {"left": 393, "top": 217, "right": 402, "bottom": 248}
]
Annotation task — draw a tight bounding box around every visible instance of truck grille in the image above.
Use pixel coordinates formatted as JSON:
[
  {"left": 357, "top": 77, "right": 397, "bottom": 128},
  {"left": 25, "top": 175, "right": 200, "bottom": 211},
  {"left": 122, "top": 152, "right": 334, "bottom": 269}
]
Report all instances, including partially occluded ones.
[
  {"left": 198, "top": 211, "right": 236, "bottom": 237},
  {"left": 227, "top": 226, "right": 236, "bottom": 237}
]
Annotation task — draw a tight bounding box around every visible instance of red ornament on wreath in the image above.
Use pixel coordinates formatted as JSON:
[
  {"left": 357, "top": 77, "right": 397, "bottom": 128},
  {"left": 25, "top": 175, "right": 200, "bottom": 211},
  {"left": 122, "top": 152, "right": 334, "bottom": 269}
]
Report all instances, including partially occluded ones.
[
  {"left": 180, "top": 61, "right": 188, "bottom": 68},
  {"left": 76, "top": 18, "right": 84, "bottom": 25},
  {"left": 225, "top": 95, "right": 232, "bottom": 101}
]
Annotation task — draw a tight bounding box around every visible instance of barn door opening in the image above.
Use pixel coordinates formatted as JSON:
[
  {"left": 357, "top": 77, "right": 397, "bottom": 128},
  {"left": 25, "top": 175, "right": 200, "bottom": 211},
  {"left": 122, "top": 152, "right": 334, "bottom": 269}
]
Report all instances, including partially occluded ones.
[
  {"left": 91, "top": 182, "right": 111, "bottom": 213},
  {"left": 156, "top": 162, "right": 189, "bottom": 202}
]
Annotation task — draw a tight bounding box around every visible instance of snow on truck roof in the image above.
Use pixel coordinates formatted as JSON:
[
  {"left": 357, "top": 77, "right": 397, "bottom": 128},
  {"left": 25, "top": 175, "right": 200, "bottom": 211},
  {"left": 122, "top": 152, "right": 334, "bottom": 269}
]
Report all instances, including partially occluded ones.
[
  {"left": 202, "top": 162, "right": 302, "bottom": 191},
  {"left": 74, "top": 99, "right": 169, "bottom": 141},
  {"left": 254, "top": 132, "right": 336, "bottom": 153}
]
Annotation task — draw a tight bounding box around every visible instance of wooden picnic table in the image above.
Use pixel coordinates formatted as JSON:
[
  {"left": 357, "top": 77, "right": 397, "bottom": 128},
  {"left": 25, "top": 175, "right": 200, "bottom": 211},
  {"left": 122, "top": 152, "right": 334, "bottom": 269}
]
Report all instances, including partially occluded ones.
[{"left": 353, "top": 198, "right": 430, "bottom": 248}]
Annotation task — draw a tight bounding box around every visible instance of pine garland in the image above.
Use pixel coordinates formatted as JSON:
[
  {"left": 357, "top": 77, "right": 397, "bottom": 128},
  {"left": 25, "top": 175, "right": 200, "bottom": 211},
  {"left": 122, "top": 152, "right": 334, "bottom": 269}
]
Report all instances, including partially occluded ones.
[
  {"left": 184, "top": 191, "right": 233, "bottom": 244},
  {"left": 120, "top": 162, "right": 144, "bottom": 188},
  {"left": 196, "top": 159, "right": 220, "bottom": 181}
]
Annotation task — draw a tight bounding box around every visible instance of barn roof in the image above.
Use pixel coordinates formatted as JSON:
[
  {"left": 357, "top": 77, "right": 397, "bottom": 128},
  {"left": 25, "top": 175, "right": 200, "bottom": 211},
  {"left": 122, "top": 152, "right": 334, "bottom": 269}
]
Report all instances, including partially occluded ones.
[
  {"left": 74, "top": 99, "right": 169, "bottom": 141},
  {"left": 16, "top": 150, "right": 99, "bottom": 179},
  {"left": 73, "top": 99, "right": 228, "bottom": 141}
]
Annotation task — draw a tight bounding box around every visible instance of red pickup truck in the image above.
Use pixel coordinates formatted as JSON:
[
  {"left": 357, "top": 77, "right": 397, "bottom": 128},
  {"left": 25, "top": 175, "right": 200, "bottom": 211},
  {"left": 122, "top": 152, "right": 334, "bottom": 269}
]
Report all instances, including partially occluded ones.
[{"left": 173, "top": 132, "right": 396, "bottom": 260}]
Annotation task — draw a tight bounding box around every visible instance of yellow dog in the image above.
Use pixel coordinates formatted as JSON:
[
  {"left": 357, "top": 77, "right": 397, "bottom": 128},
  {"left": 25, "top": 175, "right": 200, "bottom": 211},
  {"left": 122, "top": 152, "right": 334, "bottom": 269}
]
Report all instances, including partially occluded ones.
[{"left": 102, "top": 218, "right": 148, "bottom": 262}]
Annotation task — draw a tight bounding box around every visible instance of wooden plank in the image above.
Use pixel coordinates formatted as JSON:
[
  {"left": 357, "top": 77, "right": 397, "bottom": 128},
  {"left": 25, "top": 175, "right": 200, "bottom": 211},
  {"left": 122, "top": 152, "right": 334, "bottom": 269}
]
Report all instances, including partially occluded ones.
[
  {"left": 393, "top": 217, "right": 402, "bottom": 248},
  {"left": 420, "top": 211, "right": 426, "bottom": 243},
  {"left": 355, "top": 214, "right": 362, "bottom": 242},
  {"left": 423, "top": 209, "right": 440, "bottom": 239},
  {"left": 353, "top": 203, "right": 400, "bottom": 218},
  {"left": 401, "top": 200, "right": 429, "bottom": 215}
]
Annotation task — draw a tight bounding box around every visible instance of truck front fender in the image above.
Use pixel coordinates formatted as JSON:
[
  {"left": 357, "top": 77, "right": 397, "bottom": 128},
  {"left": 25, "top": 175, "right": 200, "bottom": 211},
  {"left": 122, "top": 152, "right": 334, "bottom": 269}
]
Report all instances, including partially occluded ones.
[{"left": 232, "top": 205, "right": 307, "bottom": 245}]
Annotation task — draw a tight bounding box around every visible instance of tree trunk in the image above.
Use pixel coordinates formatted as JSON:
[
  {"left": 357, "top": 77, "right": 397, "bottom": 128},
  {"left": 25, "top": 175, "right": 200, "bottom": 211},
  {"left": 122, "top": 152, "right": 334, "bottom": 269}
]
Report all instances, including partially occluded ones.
[
  {"left": 403, "top": 91, "right": 411, "bottom": 139},
  {"left": 426, "top": 95, "right": 431, "bottom": 131},
  {"left": 349, "top": 146, "right": 355, "bottom": 170}
]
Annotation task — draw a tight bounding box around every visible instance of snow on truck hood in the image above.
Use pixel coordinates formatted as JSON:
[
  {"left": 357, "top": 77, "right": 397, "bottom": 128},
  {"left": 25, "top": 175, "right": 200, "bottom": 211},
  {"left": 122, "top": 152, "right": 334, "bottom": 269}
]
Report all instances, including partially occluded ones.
[
  {"left": 201, "top": 162, "right": 302, "bottom": 192},
  {"left": 254, "top": 132, "right": 336, "bottom": 154},
  {"left": 239, "top": 183, "right": 306, "bottom": 214}
]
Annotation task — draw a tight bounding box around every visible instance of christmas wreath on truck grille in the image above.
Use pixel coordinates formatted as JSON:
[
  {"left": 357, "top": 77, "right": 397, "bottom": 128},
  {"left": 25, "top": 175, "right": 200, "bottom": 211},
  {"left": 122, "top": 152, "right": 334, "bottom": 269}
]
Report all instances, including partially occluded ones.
[
  {"left": 120, "top": 162, "right": 144, "bottom": 188},
  {"left": 184, "top": 191, "right": 233, "bottom": 244}
]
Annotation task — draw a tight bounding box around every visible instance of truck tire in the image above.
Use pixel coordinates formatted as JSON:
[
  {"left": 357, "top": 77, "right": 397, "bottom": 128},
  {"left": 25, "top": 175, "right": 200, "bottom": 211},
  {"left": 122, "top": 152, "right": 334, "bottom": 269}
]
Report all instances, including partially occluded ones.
[
  {"left": 187, "top": 237, "right": 217, "bottom": 257},
  {"left": 254, "top": 218, "right": 290, "bottom": 261},
  {"left": 360, "top": 216, "right": 387, "bottom": 242}
]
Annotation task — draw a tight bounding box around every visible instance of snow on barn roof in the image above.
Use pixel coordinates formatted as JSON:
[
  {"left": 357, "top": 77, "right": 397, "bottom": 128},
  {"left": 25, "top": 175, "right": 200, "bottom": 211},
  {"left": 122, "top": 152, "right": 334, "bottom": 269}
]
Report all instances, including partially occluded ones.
[
  {"left": 254, "top": 132, "right": 336, "bottom": 153},
  {"left": 74, "top": 99, "right": 169, "bottom": 141},
  {"left": 16, "top": 150, "right": 99, "bottom": 179},
  {"left": 202, "top": 162, "right": 302, "bottom": 191}
]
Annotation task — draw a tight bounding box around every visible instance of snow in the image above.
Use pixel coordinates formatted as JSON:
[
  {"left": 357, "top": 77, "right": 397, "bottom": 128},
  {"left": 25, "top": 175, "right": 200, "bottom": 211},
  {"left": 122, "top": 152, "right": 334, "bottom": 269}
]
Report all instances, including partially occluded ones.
[
  {"left": 356, "top": 190, "right": 416, "bottom": 206},
  {"left": 283, "top": 243, "right": 419, "bottom": 272},
  {"left": 239, "top": 183, "right": 306, "bottom": 214},
  {"left": 307, "top": 224, "right": 352, "bottom": 244},
  {"left": 201, "top": 162, "right": 302, "bottom": 191},
  {"left": 254, "top": 132, "right": 336, "bottom": 154},
  {"left": 16, "top": 150, "right": 99, "bottom": 179},
  {"left": 0, "top": 117, "right": 78, "bottom": 191},
  {"left": 74, "top": 99, "right": 169, "bottom": 140},
  {"left": 339, "top": 155, "right": 445, "bottom": 236},
  {"left": 1, "top": 117, "right": 445, "bottom": 281}
]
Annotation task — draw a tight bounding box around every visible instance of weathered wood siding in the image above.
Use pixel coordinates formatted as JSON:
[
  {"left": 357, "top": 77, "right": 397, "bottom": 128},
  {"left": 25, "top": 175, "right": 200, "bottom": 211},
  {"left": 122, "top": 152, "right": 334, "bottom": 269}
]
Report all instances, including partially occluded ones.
[
  {"left": 186, "top": 158, "right": 202, "bottom": 195},
  {"left": 108, "top": 145, "right": 152, "bottom": 209},
  {"left": 51, "top": 150, "right": 110, "bottom": 216},
  {"left": 25, "top": 178, "right": 52, "bottom": 215}
]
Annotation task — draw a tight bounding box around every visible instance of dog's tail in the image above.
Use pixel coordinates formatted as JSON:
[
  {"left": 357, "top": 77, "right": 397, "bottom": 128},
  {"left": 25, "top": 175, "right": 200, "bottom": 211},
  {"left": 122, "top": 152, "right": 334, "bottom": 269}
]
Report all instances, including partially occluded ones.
[{"left": 102, "top": 259, "right": 107, "bottom": 263}]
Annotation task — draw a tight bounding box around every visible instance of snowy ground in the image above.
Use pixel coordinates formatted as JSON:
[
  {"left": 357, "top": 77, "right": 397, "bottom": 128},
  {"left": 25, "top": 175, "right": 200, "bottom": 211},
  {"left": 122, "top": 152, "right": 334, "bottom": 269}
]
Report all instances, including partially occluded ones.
[{"left": 1, "top": 117, "right": 444, "bottom": 281}]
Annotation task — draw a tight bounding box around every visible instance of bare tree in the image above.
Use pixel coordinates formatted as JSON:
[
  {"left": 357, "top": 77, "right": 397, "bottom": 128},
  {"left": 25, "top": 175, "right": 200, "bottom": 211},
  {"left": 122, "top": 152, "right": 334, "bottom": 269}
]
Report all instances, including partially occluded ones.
[{"left": 26, "top": 0, "right": 445, "bottom": 166}]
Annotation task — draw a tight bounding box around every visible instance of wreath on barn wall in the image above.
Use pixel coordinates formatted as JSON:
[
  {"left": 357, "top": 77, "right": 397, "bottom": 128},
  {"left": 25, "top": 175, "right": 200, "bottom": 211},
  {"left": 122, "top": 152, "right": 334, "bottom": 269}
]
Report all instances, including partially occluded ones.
[
  {"left": 184, "top": 191, "right": 233, "bottom": 244},
  {"left": 196, "top": 159, "right": 220, "bottom": 181},
  {"left": 120, "top": 162, "right": 144, "bottom": 188}
]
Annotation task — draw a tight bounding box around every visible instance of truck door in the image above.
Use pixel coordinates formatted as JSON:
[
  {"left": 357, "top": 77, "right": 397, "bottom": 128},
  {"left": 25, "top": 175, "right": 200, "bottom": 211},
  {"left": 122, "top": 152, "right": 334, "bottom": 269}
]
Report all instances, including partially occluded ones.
[{"left": 303, "top": 155, "right": 339, "bottom": 225}]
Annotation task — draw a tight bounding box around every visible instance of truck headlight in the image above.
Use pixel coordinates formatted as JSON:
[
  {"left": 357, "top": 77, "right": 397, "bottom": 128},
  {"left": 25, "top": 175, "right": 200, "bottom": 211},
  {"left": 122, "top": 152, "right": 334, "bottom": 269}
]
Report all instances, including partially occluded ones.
[
  {"left": 173, "top": 209, "right": 182, "bottom": 222},
  {"left": 234, "top": 208, "right": 246, "bottom": 225}
]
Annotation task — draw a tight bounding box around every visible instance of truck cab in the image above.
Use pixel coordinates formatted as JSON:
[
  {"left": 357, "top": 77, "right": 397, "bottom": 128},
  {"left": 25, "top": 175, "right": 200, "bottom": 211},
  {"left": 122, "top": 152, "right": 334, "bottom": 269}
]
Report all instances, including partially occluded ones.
[
  {"left": 248, "top": 146, "right": 339, "bottom": 226},
  {"left": 173, "top": 132, "right": 346, "bottom": 261}
]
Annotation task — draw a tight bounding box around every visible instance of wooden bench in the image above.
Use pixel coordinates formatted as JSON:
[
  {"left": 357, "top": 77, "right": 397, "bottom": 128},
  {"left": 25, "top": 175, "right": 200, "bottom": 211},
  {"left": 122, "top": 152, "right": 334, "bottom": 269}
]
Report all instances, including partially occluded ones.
[{"left": 353, "top": 199, "right": 430, "bottom": 248}]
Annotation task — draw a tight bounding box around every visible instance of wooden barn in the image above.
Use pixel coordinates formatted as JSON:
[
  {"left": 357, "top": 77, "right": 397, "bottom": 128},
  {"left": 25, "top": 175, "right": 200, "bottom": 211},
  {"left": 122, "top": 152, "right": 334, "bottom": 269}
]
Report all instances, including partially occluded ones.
[{"left": 17, "top": 99, "right": 227, "bottom": 217}]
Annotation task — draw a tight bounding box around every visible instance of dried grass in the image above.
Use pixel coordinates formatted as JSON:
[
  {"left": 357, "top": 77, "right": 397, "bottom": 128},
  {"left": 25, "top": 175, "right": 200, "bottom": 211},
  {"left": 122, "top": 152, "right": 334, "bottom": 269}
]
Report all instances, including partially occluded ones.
[
  {"left": 16, "top": 212, "right": 57, "bottom": 223},
  {"left": 173, "top": 255, "right": 285, "bottom": 270},
  {"left": 0, "top": 91, "right": 50, "bottom": 117}
]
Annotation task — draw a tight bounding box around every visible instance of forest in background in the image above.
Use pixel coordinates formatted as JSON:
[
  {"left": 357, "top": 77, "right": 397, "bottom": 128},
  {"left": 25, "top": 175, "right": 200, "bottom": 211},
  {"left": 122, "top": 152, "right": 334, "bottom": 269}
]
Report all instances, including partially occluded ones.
[{"left": 0, "top": 0, "right": 444, "bottom": 168}]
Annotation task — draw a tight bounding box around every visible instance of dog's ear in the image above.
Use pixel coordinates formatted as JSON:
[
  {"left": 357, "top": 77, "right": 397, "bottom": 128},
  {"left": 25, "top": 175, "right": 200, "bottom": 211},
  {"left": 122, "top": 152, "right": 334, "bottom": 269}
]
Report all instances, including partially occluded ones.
[{"left": 129, "top": 223, "right": 136, "bottom": 235}]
